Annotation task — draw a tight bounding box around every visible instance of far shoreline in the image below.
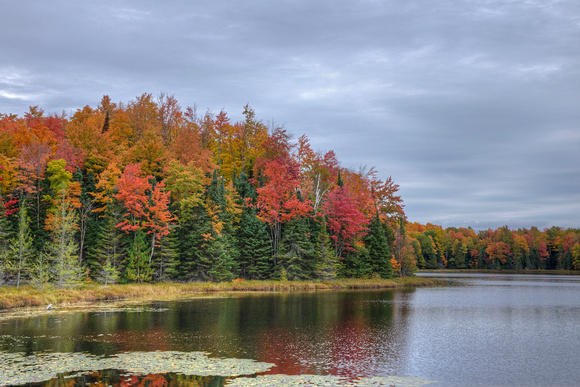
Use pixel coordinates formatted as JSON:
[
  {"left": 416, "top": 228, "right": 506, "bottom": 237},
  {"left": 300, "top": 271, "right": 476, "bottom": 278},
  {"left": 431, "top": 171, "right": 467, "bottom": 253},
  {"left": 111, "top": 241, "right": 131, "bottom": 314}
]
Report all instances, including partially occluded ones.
[{"left": 417, "top": 268, "right": 580, "bottom": 275}]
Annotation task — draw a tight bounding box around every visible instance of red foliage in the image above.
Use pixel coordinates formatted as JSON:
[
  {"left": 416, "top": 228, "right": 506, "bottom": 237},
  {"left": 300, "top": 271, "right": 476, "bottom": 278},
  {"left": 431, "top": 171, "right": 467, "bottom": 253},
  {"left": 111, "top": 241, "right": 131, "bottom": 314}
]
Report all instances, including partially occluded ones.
[
  {"left": 322, "top": 186, "right": 368, "bottom": 258},
  {"left": 255, "top": 158, "right": 311, "bottom": 226}
]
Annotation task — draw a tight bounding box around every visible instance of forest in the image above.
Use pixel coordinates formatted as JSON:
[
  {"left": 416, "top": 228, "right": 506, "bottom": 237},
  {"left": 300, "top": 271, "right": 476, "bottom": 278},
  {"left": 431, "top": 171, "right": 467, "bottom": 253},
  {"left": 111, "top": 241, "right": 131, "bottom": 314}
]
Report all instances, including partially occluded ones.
[{"left": 0, "top": 93, "right": 579, "bottom": 288}]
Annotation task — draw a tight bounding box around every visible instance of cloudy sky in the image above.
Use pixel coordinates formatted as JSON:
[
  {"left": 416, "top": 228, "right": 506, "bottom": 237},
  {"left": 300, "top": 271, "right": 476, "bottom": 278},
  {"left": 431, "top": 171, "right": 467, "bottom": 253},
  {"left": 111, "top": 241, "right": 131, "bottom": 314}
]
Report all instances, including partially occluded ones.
[{"left": 1, "top": 0, "right": 579, "bottom": 230}]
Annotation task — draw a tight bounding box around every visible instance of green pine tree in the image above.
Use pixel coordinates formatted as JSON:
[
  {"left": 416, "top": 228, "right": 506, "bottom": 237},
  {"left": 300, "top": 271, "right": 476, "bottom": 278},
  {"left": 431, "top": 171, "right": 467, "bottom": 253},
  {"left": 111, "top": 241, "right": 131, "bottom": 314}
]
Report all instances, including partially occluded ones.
[
  {"left": 314, "top": 217, "right": 338, "bottom": 280},
  {"left": 338, "top": 245, "right": 371, "bottom": 278},
  {"left": 234, "top": 170, "right": 257, "bottom": 202},
  {"left": 152, "top": 227, "right": 179, "bottom": 281},
  {"left": 9, "top": 204, "right": 34, "bottom": 289},
  {"left": 95, "top": 210, "right": 127, "bottom": 278},
  {"left": 97, "top": 258, "right": 119, "bottom": 288},
  {"left": 207, "top": 234, "right": 237, "bottom": 282},
  {"left": 125, "top": 229, "right": 153, "bottom": 283},
  {"left": 176, "top": 205, "right": 213, "bottom": 281},
  {"left": 29, "top": 252, "right": 51, "bottom": 290},
  {"left": 0, "top": 195, "right": 13, "bottom": 284},
  {"left": 236, "top": 208, "right": 272, "bottom": 279},
  {"left": 364, "top": 213, "right": 393, "bottom": 278},
  {"left": 277, "top": 217, "right": 314, "bottom": 280}
]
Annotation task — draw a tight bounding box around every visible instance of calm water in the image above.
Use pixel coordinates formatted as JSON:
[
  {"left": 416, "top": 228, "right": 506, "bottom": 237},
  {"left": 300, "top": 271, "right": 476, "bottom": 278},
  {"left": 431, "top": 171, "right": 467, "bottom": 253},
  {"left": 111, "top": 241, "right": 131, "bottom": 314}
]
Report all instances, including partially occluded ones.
[{"left": 1, "top": 273, "right": 579, "bottom": 386}]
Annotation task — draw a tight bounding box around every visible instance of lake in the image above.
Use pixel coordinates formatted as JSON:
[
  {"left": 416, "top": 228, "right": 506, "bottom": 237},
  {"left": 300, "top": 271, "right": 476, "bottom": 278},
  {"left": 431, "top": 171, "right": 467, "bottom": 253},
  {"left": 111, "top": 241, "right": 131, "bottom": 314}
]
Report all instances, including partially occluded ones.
[{"left": 1, "top": 273, "right": 579, "bottom": 386}]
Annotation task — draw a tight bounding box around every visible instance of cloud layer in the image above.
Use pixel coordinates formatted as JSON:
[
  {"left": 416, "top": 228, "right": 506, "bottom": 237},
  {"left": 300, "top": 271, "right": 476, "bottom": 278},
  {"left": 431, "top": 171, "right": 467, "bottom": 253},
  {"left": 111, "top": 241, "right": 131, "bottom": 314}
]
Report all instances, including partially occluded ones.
[{"left": 1, "top": 0, "right": 579, "bottom": 229}]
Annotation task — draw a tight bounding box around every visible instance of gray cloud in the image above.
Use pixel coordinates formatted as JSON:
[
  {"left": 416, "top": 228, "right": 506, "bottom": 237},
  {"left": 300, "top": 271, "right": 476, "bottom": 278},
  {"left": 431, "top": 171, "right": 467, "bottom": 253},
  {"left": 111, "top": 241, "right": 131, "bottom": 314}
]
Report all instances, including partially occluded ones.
[{"left": 1, "top": 0, "right": 579, "bottom": 230}]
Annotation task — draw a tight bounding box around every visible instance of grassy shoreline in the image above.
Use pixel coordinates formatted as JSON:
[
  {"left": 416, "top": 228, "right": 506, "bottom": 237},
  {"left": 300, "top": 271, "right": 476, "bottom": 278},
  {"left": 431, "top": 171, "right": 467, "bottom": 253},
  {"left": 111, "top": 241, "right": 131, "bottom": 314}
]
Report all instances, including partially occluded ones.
[{"left": 0, "top": 276, "right": 435, "bottom": 312}]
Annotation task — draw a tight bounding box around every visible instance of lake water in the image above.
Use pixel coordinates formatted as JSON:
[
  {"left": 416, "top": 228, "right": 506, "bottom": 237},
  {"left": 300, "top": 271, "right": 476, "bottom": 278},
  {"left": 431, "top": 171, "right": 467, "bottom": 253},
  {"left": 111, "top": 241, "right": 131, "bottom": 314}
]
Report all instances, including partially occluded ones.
[{"left": 1, "top": 273, "right": 579, "bottom": 386}]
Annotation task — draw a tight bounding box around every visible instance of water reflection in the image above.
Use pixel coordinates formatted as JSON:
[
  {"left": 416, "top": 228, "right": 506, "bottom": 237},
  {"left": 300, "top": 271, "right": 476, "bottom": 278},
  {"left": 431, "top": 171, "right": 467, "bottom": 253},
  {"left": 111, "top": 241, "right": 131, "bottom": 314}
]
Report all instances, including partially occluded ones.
[{"left": 0, "top": 290, "right": 417, "bottom": 384}]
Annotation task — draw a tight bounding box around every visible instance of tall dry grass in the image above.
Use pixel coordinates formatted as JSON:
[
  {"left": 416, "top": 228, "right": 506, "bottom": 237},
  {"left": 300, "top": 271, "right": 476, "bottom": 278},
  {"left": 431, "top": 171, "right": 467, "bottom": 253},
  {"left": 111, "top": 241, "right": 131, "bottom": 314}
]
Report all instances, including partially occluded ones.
[{"left": 0, "top": 277, "right": 436, "bottom": 311}]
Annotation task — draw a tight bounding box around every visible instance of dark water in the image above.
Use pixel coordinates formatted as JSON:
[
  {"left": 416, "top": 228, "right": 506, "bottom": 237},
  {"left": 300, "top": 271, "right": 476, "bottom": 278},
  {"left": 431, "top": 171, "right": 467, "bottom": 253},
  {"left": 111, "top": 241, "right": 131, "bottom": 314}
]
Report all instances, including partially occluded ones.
[{"left": 1, "top": 273, "right": 579, "bottom": 386}]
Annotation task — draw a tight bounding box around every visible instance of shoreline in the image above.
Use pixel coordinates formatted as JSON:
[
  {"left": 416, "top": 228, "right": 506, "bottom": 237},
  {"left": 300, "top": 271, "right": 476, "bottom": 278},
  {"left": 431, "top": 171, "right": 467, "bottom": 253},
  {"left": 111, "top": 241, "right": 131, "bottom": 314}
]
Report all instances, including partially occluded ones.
[
  {"left": 417, "top": 268, "right": 580, "bottom": 275},
  {"left": 0, "top": 276, "right": 436, "bottom": 313}
]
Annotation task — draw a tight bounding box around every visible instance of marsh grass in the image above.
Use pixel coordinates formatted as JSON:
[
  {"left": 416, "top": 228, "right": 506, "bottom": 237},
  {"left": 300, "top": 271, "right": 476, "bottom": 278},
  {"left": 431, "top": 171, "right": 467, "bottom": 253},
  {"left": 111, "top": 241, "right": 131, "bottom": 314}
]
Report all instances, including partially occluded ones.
[{"left": 0, "top": 277, "right": 435, "bottom": 311}]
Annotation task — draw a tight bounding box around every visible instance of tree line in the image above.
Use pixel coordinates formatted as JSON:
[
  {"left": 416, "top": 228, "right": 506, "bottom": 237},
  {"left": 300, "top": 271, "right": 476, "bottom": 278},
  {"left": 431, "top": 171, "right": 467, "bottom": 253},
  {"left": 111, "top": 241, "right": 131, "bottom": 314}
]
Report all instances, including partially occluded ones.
[
  {"left": 0, "top": 93, "right": 409, "bottom": 288},
  {"left": 407, "top": 223, "right": 580, "bottom": 271}
]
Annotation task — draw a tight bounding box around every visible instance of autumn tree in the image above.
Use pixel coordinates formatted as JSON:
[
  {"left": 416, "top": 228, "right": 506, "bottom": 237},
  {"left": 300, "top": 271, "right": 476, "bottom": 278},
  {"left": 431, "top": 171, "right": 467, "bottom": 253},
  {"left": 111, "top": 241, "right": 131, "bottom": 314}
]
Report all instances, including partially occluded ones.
[
  {"left": 322, "top": 184, "right": 368, "bottom": 259},
  {"left": 115, "top": 163, "right": 174, "bottom": 267},
  {"left": 255, "top": 157, "right": 312, "bottom": 261}
]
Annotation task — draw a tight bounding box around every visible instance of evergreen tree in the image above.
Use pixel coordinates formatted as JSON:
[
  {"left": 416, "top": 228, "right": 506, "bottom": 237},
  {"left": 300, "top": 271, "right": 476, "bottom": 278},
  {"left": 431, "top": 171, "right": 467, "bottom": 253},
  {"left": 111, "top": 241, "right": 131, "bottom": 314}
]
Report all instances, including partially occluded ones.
[
  {"left": 9, "top": 204, "right": 34, "bottom": 289},
  {"left": 236, "top": 208, "right": 271, "bottom": 279},
  {"left": 74, "top": 169, "right": 102, "bottom": 273},
  {"left": 152, "top": 227, "right": 179, "bottom": 281},
  {"left": 125, "top": 229, "right": 153, "bottom": 282},
  {"left": 314, "top": 217, "right": 338, "bottom": 280},
  {"left": 365, "top": 213, "right": 393, "bottom": 278},
  {"left": 95, "top": 210, "right": 127, "bottom": 279},
  {"left": 176, "top": 205, "right": 213, "bottom": 281},
  {"left": 277, "top": 217, "right": 314, "bottom": 280},
  {"left": 234, "top": 170, "right": 257, "bottom": 202},
  {"left": 97, "top": 258, "right": 119, "bottom": 288},
  {"left": 29, "top": 252, "right": 51, "bottom": 290},
  {"left": 0, "top": 195, "right": 13, "bottom": 284},
  {"left": 207, "top": 234, "right": 237, "bottom": 282},
  {"left": 45, "top": 160, "right": 84, "bottom": 288},
  {"left": 338, "top": 246, "right": 371, "bottom": 278}
]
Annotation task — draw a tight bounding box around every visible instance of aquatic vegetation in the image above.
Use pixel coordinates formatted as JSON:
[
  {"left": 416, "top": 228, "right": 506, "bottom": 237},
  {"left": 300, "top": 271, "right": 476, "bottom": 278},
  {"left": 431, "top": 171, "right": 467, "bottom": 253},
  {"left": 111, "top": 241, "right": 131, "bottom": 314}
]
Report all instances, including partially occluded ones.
[
  {"left": 0, "top": 350, "right": 435, "bottom": 386},
  {"left": 0, "top": 350, "right": 274, "bottom": 385},
  {"left": 0, "top": 304, "right": 169, "bottom": 322}
]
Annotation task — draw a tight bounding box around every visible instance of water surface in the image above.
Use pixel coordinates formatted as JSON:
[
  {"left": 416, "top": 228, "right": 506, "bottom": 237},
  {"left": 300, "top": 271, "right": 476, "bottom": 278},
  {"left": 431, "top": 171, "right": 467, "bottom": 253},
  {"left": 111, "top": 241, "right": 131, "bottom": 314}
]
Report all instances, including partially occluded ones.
[{"left": 1, "top": 273, "right": 579, "bottom": 386}]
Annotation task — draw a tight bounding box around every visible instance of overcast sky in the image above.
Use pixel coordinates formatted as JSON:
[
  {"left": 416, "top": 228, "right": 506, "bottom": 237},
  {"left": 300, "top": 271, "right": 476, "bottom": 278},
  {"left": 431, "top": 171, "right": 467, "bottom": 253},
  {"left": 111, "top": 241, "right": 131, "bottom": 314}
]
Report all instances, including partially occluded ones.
[{"left": 1, "top": 0, "right": 579, "bottom": 230}]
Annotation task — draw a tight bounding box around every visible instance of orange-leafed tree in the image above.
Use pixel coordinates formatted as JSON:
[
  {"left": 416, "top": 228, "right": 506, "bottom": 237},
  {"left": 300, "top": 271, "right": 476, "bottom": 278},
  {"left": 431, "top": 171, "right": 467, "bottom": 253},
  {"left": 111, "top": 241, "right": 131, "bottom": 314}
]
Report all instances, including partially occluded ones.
[{"left": 115, "top": 163, "right": 174, "bottom": 264}]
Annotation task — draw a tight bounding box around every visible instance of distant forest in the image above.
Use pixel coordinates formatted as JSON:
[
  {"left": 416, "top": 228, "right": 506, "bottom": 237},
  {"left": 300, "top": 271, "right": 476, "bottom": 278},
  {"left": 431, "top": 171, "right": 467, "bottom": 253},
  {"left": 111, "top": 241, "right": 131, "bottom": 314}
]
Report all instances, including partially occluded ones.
[{"left": 0, "top": 93, "right": 578, "bottom": 288}]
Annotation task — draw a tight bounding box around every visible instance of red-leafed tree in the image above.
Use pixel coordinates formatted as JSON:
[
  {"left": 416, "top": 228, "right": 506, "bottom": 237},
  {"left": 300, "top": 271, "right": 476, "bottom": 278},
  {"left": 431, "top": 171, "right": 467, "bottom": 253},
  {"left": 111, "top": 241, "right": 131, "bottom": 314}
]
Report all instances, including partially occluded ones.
[
  {"left": 255, "top": 157, "right": 312, "bottom": 260},
  {"left": 322, "top": 185, "right": 368, "bottom": 259}
]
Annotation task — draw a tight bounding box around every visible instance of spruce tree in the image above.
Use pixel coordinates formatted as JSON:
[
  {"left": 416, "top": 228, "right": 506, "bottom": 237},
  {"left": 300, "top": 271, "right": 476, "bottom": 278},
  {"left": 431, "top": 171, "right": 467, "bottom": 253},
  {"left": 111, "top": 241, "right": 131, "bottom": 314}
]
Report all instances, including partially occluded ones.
[
  {"left": 234, "top": 170, "right": 257, "bottom": 202},
  {"left": 207, "top": 234, "right": 237, "bottom": 282},
  {"left": 314, "top": 217, "right": 338, "bottom": 280},
  {"left": 152, "top": 227, "right": 179, "bottom": 281},
  {"left": 176, "top": 205, "right": 213, "bottom": 281},
  {"left": 97, "top": 258, "right": 119, "bottom": 288},
  {"left": 45, "top": 160, "right": 84, "bottom": 288},
  {"left": 236, "top": 208, "right": 272, "bottom": 279},
  {"left": 125, "top": 229, "right": 153, "bottom": 282},
  {"left": 364, "top": 213, "right": 393, "bottom": 278},
  {"left": 29, "top": 252, "right": 51, "bottom": 290},
  {"left": 338, "top": 246, "right": 371, "bottom": 278},
  {"left": 95, "top": 211, "right": 127, "bottom": 280},
  {"left": 277, "top": 217, "right": 314, "bottom": 280},
  {"left": 0, "top": 195, "right": 13, "bottom": 284},
  {"left": 9, "top": 204, "right": 34, "bottom": 289}
]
